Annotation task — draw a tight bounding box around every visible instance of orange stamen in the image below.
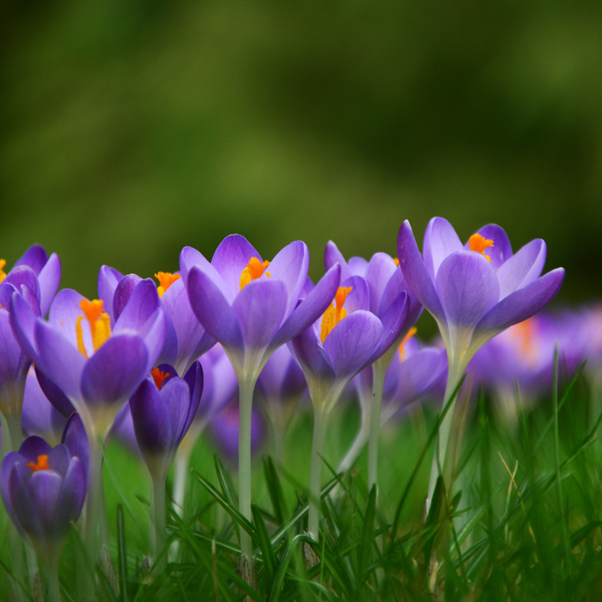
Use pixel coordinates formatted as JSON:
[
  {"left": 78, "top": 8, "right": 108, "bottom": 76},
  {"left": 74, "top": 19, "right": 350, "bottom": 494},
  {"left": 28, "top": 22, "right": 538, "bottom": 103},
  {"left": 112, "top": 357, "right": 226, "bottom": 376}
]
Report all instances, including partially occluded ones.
[
  {"left": 76, "top": 299, "right": 112, "bottom": 358},
  {"left": 155, "top": 272, "right": 181, "bottom": 298},
  {"left": 240, "top": 257, "right": 271, "bottom": 290},
  {"left": 0, "top": 259, "right": 6, "bottom": 283},
  {"left": 151, "top": 367, "right": 170, "bottom": 390},
  {"left": 320, "top": 286, "right": 353, "bottom": 343},
  {"left": 27, "top": 455, "right": 49, "bottom": 472},
  {"left": 509, "top": 318, "right": 538, "bottom": 365},
  {"left": 398, "top": 327, "right": 418, "bottom": 362},
  {"left": 394, "top": 258, "right": 400, "bottom": 267},
  {"left": 468, "top": 233, "right": 494, "bottom": 263}
]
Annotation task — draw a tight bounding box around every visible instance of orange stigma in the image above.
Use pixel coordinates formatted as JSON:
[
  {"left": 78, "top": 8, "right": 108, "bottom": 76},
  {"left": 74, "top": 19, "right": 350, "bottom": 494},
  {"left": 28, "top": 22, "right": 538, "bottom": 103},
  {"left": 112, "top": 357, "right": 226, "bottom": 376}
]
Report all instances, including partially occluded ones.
[
  {"left": 75, "top": 299, "right": 112, "bottom": 358},
  {"left": 468, "top": 233, "right": 494, "bottom": 262},
  {"left": 239, "top": 257, "right": 271, "bottom": 289},
  {"left": 27, "top": 455, "right": 49, "bottom": 472},
  {"left": 394, "top": 258, "right": 400, "bottom": 267},
  {"left": 509, "top": 318, "right": 539, "bottom": 365},
  {"left": 155, "top": 272, "right": 181, "bottom": 298},
  {"left": 0, "top": 259, "right": 6, "bottom": 284},
  {"left": 320, "top": 286, "right": 353, "bottom": 343},
  {"left": 151, "top": 367, "right": 170, "bottom": 390},
  {"left": 398, "top": 327, "right": 418, "bottom": 362}
]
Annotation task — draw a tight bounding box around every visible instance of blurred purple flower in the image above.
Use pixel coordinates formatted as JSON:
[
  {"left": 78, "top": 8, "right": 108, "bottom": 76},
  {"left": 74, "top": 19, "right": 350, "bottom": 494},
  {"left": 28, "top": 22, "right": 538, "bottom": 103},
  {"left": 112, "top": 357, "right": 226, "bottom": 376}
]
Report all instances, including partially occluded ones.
[{"left": 1, "top": 436, "right": 85, "bottom": 565}]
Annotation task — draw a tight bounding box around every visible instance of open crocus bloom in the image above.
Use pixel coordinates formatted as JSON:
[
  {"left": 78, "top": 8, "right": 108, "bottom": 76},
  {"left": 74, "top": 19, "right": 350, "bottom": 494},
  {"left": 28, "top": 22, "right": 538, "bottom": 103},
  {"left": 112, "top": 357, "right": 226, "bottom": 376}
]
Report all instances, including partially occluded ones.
[
  {"left": 181, "top": 235, "right": 340, "bottom": 381},
  {"left": 10, "top": 278, "right": 166, "bottom": 438},
  {"left": 397, "top": 217, "right": 565, "bottom": 381},
  {"left": 1, "top": 436, "right": 86, "bottom": 566}
]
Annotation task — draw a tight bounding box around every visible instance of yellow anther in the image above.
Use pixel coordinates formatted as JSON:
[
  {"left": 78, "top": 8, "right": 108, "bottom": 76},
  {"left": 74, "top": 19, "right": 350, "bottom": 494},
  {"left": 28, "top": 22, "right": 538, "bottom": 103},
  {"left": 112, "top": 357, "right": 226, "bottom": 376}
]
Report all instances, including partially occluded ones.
[
  {"left": 240, "top": 257, "right": 271, "bottom": 290},
  {"left": 27, "top": 455, "right": 49, "bottom": 472},
  {"left": 0, "top": 259, "right": 6, "bottom": 284},
  {"left": 155, "top": 272, "right": 181, "bottom": 298},
  {"left": 398, "top": 327, "right": 418, "bottom": 362},
  {"left": 151, "top": 367, "right": 170, "bottom": 390},
  {"left": 76, "top": 299, "right": 112, "bottom": 358},
  {"left": 320, "top": 286, "right": 353, "bottom": 343},
  {"left": 468, "top": 233, "right": 494, "bottom": 263}
]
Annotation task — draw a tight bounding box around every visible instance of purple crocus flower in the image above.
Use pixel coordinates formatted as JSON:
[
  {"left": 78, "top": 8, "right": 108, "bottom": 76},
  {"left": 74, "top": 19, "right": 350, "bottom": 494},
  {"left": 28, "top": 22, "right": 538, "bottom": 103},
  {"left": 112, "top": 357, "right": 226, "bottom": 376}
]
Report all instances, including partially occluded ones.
[
  {"left": 0, "top": 246, "right": 60, "bottom": 451},
  {"left": 181, "top": 235, "right": 340, "bottom": 558},
  {"left": 130, "top": 361, "right": 202, "bottom": 480},
  {"left": 21, "top": 369, "right": 67, "bottom": 447},
  {"left": 98, "top": 266, "right": 215, "bottom": 376},
  {"left": 1, "top": 436, "right": 86, "bottom": 567},
  {"left": 397, "top": 217, "right": 565, "bottom": 502}
]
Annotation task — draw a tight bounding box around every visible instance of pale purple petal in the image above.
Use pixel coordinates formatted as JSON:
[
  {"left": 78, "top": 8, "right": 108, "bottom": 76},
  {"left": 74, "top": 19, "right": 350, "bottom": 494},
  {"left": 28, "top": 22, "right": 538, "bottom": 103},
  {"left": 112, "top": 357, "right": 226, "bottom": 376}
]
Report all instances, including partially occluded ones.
[
  {"left": 497, "top": 239, "right": 547, "bottom": 300},
  {"left": 112, "top": 274, "right": 142, "bottom": 322},
  {"left": 22, "top": 371, "right": 67, "bottom": 445},
  {"left": 232, "top": 279, "right": 287, "bottom": 350},
  {"left": 266, "top": 241, "right": 309, "bottom": 319},
  {"left": 323, "top": 311, "right": 383, "bottom": 381},
  {"left": 365, "top": 253, "right": 398, "bottom": 315},
  {"left": 343, "top": 275, "right": 370, "bottom": 313},
  {"left": 14, "top": 245, "right": 47, "bottom": 275},
  {"left": 270, "top": 264, "right": 340, "bottom": 350},
  {"left": 0, "top": 312, "right": 22, "bottom": 385},
  {"left": 367, "top": 291, "right": 409, "bottom": 363},
  {"left": 4, "top": 266, "right": 39, "bottom": 303},
  {"left": 423, "top": 217, "right": 463, "bottom": 281},
  {"left": 348, "top": 257, "right": 369, "bottom": 277},
  {"left": 288, "top": 327, "right": 335, "bottom": 384},
  {"left": 35, "top": 321, "right": 86, "bottom": 401},
  {"left": 180, "top": 246, "right": 235, "bottom": 302},
  {"left": 397, "top": 220, "right": 445, "bottom": 322},
  {"left": 35, "top": 367, "right": 74, "bottom": 418},
  {"left": 138, "top": 309, "right": 167, "bottom": 373},
  {"left": 37, "top": 253, "right": 61, "bottom": 317},
  {"left": 48, "top": 289, "right": 87, "bottom": 349},
  {"left": 97, "top": 265, "right": 123, "bottom": 325},
  {"left": 474, "top": 268, "right": 565, "bottom": 338},
  {"left": 379, "top": 269, "right": 423, "bottom": 327},
  {"left": 212, "top": 235, "right": 261, "bottom": 300},
  {"left": 436, "top": 251, "right": 500, "bottom": 328},
  {"left": 187, "top": 267, "right": 243, "bottom": 350},
  {"left": 81, "top": 335, "right": 148, "bottom": 409},
  {"left": 324, "top": 241, "right": 352, "bottom": 281},
  {"left": 9, "top": 293, "right": 40, "bottom": 363},
  {"left": 467, "top": 225, "right": 512, "bottom": 270}
]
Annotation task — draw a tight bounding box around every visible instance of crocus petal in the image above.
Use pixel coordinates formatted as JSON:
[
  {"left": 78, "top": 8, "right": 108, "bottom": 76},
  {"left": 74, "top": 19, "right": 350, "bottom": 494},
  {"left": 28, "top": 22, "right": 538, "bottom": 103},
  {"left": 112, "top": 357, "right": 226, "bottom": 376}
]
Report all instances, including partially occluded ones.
[
  {"left": 114, "top": 278, "right": 158, "bottom": 332},
  {"left": 10, "top": 465, "right": 45, "bottom": 542},
  {"left": 0, "top": 312, "right": 22, "bottom": 385},
  {"left": 22, "top": 372, "right": 67, "bottom": 445},
  {"left": 379, "top": 270, "right": 423, "bottom": 327},
  {"left": 187, "top": 267, "right": 243, "bottom": 350},
  {"left": 288, "top": 327, "right": 335, "bottom": 385},
  {"left": 474, "top": 268, "right": 565, "bottom": 342},
  {"left": 348, "top": 257, "right": 369, "bottom": 277},
  {"left": 468, "top": 225, "right": 512, "bottom": 269},
  {"left": 138, "top": 309, "right": 167, "bottom": 373},
  {"left": 423, "top": 217, "right": 464, "bottom": 282},
  {"left": 180, "top": 246, "right": 234, "bottom": 301},
  {"left": 394, "top": 348, "right": 448, "bottom": 407},
  {"left": 161, "top": 377, "right": 194, "bottom": 444},
  {"left": 35, "top": 367, "right": 75, "bottom": 418},
  {"left": 365, "top": 253, "right": 398, "bottom": 315},
  {"left": 19, "top": 436, "right": 53, "bottom": 463},
  {"left": 436, "top": 251, "right": 500, "bottom": 328},
  {"left": 270, "top": 264, "right": 340, "bottom": 350},
  {"left": 35, "top": 321, "right": 86, "bottom": 401},
  {"left": 212, "top": 235, "right": 261, "bottom": 299},
  {"left": 368, "top": 291, "right": 409, "bottom": 362},
  {"left": 112, "top": 274, "right": 143, "bottom": 323},
  {"left": 9, "top": 293, "right": 40, "bottom": 363},
  {"left": 324, "top": 241, "right": 352, "bottom": 281},
  {"left": 1, "top": 452, "right": 22, "bottom": 528},
  {"left": 48, "top": 445, "right": 70, "bottom": 478},
  {"left": 131, "top": 379, "right": 172, "bottom": 456},
  {"left": 4, "top": 266, "right": 40, "bottom": 303},
  {"left": 61, "top": 412, "right": 89, "bottom": 479},
  {"left": 265, "top": 241, "right": 309, "bottom": 319},
  {"left": 232, "top": 279, "right": 287, "bottom": 351},
  {"left": 183, "top": 361, "right": 203, "bottom": 422},
  {"left": 343, "top": 276, "right": 370, "bottom": 313},
  {"left": 15, "top": 245, "right": 48, "bottom": 275},
  {"left": 37, "top": 253, "right": 61, "bottom": 317},
  {"left": 48, "top": 289, "right": 87, "bottom": 349},
  {"left": 97, "top": 265, "right": 123, "bottom": 325},
  {"left": 54, "top": 457, "right": 86, "bottom": 527},
  {"left": 497, "top": 239, "right": 547, "bottom": 300},
  {"left": 397, "top": 220, "right": 445, "bottom": 322},
  {"left": 323, "top": 311, "right": 383, "bottom": 381},
  {"left": 81, "top": 335, "right": 148, "bottom": 410},
  {"left": 20, "top": 469, "right": 64, "bottom": 539}
]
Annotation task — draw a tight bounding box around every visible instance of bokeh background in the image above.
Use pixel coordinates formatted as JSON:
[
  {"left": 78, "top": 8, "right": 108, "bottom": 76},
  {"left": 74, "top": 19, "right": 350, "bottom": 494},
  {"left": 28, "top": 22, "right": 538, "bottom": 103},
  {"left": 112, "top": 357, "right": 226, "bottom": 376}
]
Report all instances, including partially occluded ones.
[{"left": 2, "top": 0, "right": 601, "bottom": 305}]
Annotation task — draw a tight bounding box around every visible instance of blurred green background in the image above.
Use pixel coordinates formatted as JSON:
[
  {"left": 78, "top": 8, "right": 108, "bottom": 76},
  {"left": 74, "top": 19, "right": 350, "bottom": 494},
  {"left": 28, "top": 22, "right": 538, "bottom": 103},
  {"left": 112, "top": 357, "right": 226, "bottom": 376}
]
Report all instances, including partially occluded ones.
[{"left": 1, "top": 0, "right": 601, "bottom": 302}]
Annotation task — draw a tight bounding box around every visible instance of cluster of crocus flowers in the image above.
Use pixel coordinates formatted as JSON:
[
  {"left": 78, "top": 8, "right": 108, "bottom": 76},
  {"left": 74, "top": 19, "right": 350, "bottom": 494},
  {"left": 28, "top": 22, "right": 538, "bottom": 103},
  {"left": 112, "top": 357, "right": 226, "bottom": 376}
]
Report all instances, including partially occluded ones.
[{"left": 0, "top": 218, "right": 567, "bottom": 598}]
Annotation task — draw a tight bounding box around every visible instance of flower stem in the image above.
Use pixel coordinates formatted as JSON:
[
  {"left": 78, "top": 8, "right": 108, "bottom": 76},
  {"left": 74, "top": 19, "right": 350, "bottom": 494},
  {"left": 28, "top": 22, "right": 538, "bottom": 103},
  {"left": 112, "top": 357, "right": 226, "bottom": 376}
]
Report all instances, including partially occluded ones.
[
  {"left": 238, "top": 376, "right": 255, "bottom": 559},
  {"left": 367, "top": 360, "right": 386, "bottom": 492},
  {"left": 427, "top": 364, "right": 463, "bottom": 508},
  {"left": 308, "top": 406, "right": 329, "bottom": 539},
  {"left": 150, "top": 472, "right": 167, "bottom": 573},
  {"left": 45, "top": 561, "right": 61, "bottom": 602}
]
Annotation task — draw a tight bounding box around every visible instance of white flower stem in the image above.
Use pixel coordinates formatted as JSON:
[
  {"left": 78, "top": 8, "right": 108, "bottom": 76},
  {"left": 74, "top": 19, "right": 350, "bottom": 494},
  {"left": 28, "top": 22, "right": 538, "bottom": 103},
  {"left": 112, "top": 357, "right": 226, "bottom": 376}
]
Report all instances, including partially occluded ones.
[
  {"left": 45, "top": 560, "right": 61, "bottom": 602},
  {"left": 367, "top": 359, "right": 387, "bottom": 493},
  {"left": 150, "top": 472, "right": 167, "bottom": 573},
  {"left": 307, "top": 405, "right": 329, "bottom": 539}
]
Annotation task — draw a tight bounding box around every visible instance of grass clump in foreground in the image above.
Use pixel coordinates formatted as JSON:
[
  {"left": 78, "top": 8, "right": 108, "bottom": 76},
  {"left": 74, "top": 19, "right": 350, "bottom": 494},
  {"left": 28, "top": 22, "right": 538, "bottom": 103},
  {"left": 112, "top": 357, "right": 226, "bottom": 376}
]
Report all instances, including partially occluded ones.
[{"left": 2, "top": 365, "right": 602, "bottom": 602}]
